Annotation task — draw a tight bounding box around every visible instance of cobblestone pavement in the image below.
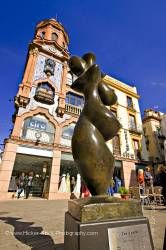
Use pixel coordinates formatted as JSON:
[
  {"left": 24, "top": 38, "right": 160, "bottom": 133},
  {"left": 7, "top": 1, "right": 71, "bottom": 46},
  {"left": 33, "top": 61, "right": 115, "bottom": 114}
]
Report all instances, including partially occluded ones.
[{"left": 0, "top": 200, "right": 165, "bottom": 250}]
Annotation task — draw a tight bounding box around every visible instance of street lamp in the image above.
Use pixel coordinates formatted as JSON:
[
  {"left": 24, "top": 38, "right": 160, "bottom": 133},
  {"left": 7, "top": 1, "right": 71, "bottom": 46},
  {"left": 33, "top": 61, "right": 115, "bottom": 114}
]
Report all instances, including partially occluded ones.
[{"left": 35, "top": 132, "right": 42, "bottom": 144}]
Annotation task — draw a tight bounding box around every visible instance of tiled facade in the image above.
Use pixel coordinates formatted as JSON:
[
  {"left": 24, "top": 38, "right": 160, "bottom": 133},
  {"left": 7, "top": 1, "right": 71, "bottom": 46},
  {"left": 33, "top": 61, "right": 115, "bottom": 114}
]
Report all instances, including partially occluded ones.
[{"left": 0, "top": 19, "right": 148, "bottom": 200}]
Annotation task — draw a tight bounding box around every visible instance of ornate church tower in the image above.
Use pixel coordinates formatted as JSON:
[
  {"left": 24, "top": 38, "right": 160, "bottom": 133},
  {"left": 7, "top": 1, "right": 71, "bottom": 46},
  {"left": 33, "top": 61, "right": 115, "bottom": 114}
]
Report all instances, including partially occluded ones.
[{"left": 0, "top": 19, "right": 78, "bottom": 199}]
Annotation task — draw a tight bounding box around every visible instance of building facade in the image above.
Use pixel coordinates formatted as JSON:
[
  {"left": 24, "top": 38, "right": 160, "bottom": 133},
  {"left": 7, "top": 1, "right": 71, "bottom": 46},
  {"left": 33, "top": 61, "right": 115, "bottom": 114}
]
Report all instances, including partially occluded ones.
[
  {"left": 143, "top": 109, "right": 166, "bottom": 173},
  {"left": 0, "top": 19, "right": 148, "bottom": 200}
]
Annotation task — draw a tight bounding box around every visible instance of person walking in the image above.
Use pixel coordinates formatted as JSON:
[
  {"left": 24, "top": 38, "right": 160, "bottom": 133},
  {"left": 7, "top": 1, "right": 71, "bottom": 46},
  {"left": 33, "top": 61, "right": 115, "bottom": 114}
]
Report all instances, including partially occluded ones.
[
  {"left": 155, "top": 166, "right": 166, "bottom": 205},
  {"left": 144, "top": 167, "right": 153, "bottom": 191},
  {"left": 137, "top": 169, "right": 145, "bottom": 195},
  {"left": 25, "top": 172, "right": 33, "bottom": 199},
  {"left": 17, "top": 172, "right": 25, "bottom": 199},
  {"left": 107, "top": 178, "right": 115, "bottom": 196}
]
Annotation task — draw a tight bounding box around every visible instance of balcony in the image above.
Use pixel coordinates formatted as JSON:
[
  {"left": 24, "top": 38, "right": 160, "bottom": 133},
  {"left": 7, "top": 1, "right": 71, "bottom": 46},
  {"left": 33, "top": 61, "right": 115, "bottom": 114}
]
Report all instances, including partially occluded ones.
[
  {"left": 128, "top": 123, "right": 143, "bottom": 134},
  {"left": 65, "top": 103, "right": 82, "bottom": 116},
  {"left": 127, "top": 103, "right": 136, "bottom": 112},
  {"left": 34, "top": 88, "right": 54, "bottom": 105}
]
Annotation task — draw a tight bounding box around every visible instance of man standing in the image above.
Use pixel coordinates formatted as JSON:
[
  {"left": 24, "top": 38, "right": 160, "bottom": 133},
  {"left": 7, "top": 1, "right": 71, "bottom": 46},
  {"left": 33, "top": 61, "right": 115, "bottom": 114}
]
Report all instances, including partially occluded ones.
[
  {"left": 25, "top": 172, "right": 33, "bottom": 199},
  {"left": 17, "top": 172, "right": 25, "bottom": 199}
]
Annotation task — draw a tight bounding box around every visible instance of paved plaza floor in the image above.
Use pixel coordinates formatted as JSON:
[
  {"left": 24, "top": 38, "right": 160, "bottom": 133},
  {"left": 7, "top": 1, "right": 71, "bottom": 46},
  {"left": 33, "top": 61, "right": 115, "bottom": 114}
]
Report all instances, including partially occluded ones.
[{"left": 0, "top": 199, "right": 165, "bottom": 250}]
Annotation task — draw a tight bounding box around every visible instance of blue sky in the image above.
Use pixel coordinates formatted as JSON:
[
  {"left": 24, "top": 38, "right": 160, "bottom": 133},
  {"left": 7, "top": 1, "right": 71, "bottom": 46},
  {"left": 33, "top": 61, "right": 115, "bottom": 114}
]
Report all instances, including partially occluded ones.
[{"left": 0, "top": 0, "right": 166, "bottom": 144}]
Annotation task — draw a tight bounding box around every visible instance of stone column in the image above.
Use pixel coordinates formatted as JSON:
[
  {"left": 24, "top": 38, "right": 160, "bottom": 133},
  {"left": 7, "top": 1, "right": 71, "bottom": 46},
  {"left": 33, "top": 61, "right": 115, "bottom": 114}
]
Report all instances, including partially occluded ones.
[
  {"left": 11, "top": 116, "right": 23, "bottom": 138},
  {"left": 22, "top": 49, "right": 34, "bottom": 84},
  {"left": 0, "top": 142, "right": 17, "bottom": 199},
  {"left": 18, "top": 48, "right": 38, "bottom": 99},
  {"left": 48, "top": 150, "right": 62, "bottom": 199},
  {"left": 26, "top": 48, "right": 38, "bottom": 85},
  {"left": 61, "top": 62, "right": 68, "bottom": 93},
  {"left": 122, "top": 160, "right": 137, "bottom": 188},
  {"left": 45, "top": 25, "right": 52, "bottom": 40},
  {"left": 57, "top": 62, "right": 68, "bottom": 117}
]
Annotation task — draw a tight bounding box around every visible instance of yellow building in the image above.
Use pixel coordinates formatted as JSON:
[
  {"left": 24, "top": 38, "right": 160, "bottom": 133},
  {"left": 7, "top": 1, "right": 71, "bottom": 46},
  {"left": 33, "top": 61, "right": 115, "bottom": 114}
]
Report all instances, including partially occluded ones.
[
  {"left": 0, "top": 19, "right": 148, "bottom": 200},
  {"left": 143, "top": 109, "right": 166, "bottom": 173}
]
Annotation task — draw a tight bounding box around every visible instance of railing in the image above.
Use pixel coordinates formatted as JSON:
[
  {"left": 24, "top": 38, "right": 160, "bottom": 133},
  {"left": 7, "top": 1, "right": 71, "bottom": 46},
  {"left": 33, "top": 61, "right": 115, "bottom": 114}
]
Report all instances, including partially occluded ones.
[
  {"left": 128, "top": 123, "right": 143, "bottom": 134},
  {"left": 65, "top": 103, "right": 82, "bottom": 116},
  {"left": 34, "top": 89, "right": 54, "bottom": 104},
  {"left": 127, "top": 103, "right": 136, "bottom": 111}
]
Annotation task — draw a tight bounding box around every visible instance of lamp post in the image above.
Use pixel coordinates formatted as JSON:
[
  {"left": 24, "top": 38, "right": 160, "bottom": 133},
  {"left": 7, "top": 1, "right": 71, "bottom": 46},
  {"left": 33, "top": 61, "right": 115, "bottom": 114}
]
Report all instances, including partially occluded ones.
[{"left": 35, "top": 132, "right": 41, "bottom": 144}]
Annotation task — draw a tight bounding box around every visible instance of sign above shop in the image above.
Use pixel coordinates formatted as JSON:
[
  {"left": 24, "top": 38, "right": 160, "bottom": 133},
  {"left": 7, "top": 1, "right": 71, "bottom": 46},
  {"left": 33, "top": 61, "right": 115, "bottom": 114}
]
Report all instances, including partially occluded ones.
[{"left": 29, "top": 120, "right": 46, "bottom": 131}]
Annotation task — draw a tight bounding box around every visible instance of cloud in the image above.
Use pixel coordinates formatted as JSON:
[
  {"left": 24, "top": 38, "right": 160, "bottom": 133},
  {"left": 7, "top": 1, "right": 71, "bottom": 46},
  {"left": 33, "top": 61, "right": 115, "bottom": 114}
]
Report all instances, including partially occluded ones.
[{"left": 151, "top": 81, "right": 166, "bottom": 88}]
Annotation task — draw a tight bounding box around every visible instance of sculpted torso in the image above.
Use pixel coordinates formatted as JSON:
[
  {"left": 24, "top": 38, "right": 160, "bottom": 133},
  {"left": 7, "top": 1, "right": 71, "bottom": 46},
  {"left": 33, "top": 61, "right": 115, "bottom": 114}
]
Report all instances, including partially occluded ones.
[{"left": 69, "top": 53, "right": 121, "bottom": 195}]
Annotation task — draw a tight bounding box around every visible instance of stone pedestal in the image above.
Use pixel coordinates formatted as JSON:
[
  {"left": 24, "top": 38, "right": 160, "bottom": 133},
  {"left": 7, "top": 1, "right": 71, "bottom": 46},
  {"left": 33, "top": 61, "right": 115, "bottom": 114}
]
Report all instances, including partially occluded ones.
[{"left": 64, "top": 196, "right": 154, "bottom": 250}]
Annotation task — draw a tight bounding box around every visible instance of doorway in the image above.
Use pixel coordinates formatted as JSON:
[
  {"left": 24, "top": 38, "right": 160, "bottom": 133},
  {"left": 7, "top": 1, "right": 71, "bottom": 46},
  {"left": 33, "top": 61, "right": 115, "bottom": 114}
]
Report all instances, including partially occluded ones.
[{"left": 8, "top": 153, "right": 52, "bottom": 198}]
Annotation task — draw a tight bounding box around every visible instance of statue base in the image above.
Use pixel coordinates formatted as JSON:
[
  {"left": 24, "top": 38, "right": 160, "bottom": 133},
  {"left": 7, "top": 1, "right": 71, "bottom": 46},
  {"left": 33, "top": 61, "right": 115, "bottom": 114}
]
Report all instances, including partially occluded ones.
[{"left": 64, "top": 196, "right": 154, "bottom": 250}]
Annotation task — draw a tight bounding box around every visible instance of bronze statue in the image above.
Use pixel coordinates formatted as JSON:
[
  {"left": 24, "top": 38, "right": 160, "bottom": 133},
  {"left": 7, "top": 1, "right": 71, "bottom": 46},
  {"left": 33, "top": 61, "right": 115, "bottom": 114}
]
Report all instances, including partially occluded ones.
[{"left": 69, "top": 53, "right": 121, "bottom": 196}]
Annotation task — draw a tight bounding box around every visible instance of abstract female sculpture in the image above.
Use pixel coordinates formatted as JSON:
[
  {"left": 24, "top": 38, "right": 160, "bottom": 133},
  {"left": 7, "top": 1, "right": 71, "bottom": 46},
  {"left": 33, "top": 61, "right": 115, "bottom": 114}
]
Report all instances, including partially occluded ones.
[{"left": 69, "top": 53, "right": 121, "bottom": 196}]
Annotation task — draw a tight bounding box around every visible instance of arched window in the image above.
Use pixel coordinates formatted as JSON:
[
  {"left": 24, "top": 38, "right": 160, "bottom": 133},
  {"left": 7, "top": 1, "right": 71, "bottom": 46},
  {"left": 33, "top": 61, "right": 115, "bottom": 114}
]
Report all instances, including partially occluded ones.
[
  {"left": 66, "top": 92, "right": 84, "bottom": 107},
  {"left": 61, "top": 123, "right": 75, "bottom": 147},
  {"left": 52, "top": 32, "right": 58, "bottom": 41},
  {"left": 34, "top": 82, "right": 55, "bottom": 105},
  {"left": 22, "top": 115, "right": 55, "bottom": 144},
  {"left": 41, "top": 31, "right": 45, "bottom": 39}
]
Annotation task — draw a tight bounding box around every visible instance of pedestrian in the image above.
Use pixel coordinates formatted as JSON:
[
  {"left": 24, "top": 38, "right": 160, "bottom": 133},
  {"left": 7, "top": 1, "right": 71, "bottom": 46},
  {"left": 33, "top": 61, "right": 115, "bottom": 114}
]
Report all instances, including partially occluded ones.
[
  {"left": 144, "top": 167, "right": 153, "bottom": 192},
  {"left": 25, "top": 172, "right": 33, "bottom": 199},
  {"left": 155, "top": 166, "right": 166, "bottom": 205},
  {"left": 17, "top": 172, "right": 25, "bottom": 199},
  {"left": 107, "top": 178, "right": 115, "bottom": 196},
  {"left": 80, "top": 180, "right": 90, "bottom": 198},
  {"left": 137, "top": 169, "right": 145, "bottom": 195}
]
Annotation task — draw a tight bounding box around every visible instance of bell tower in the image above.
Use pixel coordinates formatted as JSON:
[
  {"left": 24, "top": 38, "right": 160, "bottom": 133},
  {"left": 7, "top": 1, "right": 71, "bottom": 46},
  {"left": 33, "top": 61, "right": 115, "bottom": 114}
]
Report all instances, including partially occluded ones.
[
  {"left": 0, "top": 19, "right": 72, "bottom": 200},
  {"left": 14, "top": 18, "right": 70, "bottom": 120}
]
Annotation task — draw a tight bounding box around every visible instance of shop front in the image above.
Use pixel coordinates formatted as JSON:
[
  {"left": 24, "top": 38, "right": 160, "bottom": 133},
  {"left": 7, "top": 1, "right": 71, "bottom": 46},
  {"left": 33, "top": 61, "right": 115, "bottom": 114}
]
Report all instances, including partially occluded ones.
[
  {"left": 8, "top": 153, "right": 52, "bottom": 198},
  {"left": 58, "top": 152, "right": 78, "bottom": 193}
]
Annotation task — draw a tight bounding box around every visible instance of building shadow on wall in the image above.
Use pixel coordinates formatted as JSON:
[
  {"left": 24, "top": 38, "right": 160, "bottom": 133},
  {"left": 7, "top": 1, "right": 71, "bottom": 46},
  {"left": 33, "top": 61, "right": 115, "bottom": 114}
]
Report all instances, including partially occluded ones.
[{"left": 0, "top": 216, "right": 64, "bottom": 250}]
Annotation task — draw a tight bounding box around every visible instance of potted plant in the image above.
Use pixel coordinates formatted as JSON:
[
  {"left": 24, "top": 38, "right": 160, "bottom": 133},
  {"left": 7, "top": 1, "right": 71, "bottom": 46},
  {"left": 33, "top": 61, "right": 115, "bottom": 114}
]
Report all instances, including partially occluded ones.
[{"left": 118, "top": 187, "right": 130, "bottom": 200}]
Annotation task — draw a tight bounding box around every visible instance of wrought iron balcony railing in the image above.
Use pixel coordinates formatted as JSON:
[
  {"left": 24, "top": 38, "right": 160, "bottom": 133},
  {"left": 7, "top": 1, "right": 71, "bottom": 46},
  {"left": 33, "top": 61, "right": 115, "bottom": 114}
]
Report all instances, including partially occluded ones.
[
  {"left": 34, "top": 89, "right": 54, "bottom": 104},
  {"left": 65, "top": 103, "right": 82, "bottom": 116},
  {"left": 128, "top": 123, "right": 143, "bottom": 134}
]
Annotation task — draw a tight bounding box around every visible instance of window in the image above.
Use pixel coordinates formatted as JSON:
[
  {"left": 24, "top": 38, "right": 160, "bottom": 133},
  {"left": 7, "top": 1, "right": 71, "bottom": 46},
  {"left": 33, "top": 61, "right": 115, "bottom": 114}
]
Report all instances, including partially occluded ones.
[
  {"left": 44, "top": 58, "right": 55, "bottom": 76},
  {"left": 112, "top": 135, "right": 121, "bottom": 156},
  {"left": 66, "top": 92, "right": 84, "bottom": 107},
  {"left": 133, "top": 139, "right": 139, "bottom": 150},
  {"left": 156, "top": 126, "right": 161, "bottom": 135},
  {"left": 127, "top": 96, "right": 133, "bottom": 108},
  {"left": 22, "top": 116, "right": 55, "bottom": 144},
  {"left": 62, "top": 123, "right": 75, "bottom": 140},
  {"left": 143, "top": 127, "right": 146, "bottom": 135},
  {"left": 133, "top": 139, "right": 141, "bottom": 160},
  {"left": 129, "top": 115, "right": 136, "bottom": 129},
  {"left": 40, "top": 31, "right": 45, "bottom": 39},
  {"left": 61, "top": 123, "right": 75, "bottom": 147},
  {"left": 52, "top": 32, "right": 58, "bottom": 41}
]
